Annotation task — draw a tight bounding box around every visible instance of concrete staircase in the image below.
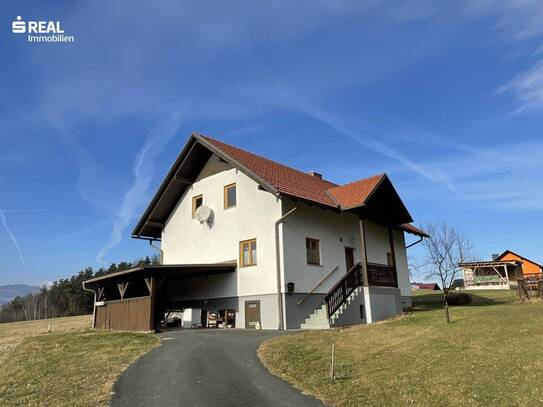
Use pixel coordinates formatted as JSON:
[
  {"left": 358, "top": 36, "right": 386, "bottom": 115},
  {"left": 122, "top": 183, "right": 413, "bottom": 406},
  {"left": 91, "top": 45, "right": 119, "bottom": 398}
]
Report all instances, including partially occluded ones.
[{"left": 300, "top": 287, "right": 363, "bottom": 329}]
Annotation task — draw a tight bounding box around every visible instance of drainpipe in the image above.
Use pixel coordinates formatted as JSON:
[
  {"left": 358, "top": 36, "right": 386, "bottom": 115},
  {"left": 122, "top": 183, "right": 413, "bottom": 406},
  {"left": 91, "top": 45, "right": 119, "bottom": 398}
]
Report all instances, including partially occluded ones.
[
  {"left": 275, "top": 203, "right": 299, "bottom": 330},
  {"left": 405, "top": 236, "right": 423, "bottom": 249},
  {"left": 82, "top": 282, "right": 97, "bottom": 329}
]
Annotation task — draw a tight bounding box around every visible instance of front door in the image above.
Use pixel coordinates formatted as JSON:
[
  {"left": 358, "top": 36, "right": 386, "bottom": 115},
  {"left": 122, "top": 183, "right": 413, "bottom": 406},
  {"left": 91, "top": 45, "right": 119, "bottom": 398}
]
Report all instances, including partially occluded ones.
[
  {"left": 345, "top": 247, "right": 355, "bottom": 272},
  {"left": 245, "top": 301, "right": 261, "bottom": 329}
]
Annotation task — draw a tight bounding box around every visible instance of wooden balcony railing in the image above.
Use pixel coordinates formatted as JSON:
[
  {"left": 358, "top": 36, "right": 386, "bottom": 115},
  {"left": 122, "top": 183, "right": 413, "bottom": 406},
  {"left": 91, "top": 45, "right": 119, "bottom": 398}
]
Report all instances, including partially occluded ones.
[
  {"left": 325, "top": 264, "right": 363, "bottom": 318},
  {"left": 367, "top": 263, "right": 397, "bottom": 288}
]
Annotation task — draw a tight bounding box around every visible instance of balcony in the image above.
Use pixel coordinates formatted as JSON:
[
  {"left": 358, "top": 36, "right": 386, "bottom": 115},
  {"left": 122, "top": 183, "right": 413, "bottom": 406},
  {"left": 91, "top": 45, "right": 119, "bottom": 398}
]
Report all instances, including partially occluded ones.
[{"left": 367, "top": 263, "right": 397, "bottom": 288}]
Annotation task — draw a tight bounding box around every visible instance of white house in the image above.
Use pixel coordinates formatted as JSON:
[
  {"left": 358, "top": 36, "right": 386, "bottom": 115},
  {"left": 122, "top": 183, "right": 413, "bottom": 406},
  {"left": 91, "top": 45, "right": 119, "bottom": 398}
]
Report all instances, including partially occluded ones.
[{"left": 83, "top": 132, "right": 427, "bottom": 331}]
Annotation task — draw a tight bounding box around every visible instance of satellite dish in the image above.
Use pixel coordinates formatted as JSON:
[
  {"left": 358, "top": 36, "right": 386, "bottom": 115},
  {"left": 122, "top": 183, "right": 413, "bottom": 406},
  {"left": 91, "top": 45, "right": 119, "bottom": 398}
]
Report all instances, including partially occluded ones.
[{"left": 195, "top": 205, "right": 213, "bottom": 224}]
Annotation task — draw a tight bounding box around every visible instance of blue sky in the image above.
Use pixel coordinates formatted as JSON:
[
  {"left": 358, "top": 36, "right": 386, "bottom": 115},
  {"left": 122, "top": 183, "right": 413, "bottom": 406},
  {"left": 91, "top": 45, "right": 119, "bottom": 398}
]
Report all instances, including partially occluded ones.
[{"left": 1, "top": 1, "right": 542, "bottom": 285}]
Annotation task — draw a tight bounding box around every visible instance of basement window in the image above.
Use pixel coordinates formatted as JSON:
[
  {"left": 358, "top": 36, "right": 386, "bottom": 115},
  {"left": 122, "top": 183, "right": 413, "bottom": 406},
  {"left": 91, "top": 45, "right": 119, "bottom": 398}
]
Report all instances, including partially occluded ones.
[
  {"left": 192, "top": 194, "right": 203, "bottom": 218},
  {"left": 224, "top": 183, "right": 236, "bottom": 209},
  {"left": 306, "top": 238, "right": 320, "bottom": 265},
  {"left": 240, "top": 239, "right": 257, "bottom": 267}
]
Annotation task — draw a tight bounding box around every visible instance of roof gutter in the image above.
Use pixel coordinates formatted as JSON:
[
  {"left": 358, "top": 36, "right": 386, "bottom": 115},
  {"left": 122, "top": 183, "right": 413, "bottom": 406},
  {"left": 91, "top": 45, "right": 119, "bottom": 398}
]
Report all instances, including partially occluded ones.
[{"left": 275, "top": 202, "right": 298, "bottom": 330}]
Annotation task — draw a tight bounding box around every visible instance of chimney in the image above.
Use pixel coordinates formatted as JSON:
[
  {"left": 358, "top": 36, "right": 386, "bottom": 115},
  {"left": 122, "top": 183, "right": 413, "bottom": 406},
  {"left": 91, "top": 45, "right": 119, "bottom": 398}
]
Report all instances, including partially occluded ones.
[
  {"left": 491, "top": 253, "right": 500, "bottom": 261},
  {"left": 309, "top": 171, "right": 322, "bottom": 179}
]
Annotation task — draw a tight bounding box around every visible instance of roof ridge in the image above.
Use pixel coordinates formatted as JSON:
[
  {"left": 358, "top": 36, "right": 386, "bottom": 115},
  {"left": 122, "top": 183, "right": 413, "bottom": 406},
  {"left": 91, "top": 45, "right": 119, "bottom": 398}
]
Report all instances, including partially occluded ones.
[
  {"left": 194, "top": 132, "right": 339, "bottom": 187},
  {"left": 328, "top": 173, "right": 386, "bottom": 191}
]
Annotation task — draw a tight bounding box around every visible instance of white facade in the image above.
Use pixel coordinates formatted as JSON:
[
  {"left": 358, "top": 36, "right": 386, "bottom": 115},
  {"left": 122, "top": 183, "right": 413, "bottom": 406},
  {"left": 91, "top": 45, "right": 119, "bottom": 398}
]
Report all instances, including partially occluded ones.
[
  {"left": 159, "top": 153, "right": 412, "bottom": 328},
  {"left": 162, "top": 154, "right": 282, "bottom": 298}
]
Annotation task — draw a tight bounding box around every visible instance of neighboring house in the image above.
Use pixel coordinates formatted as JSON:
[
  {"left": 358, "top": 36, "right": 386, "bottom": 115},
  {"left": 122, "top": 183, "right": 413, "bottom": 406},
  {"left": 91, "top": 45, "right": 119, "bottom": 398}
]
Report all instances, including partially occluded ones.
[
  {"left": 83, "top": 133, "right": 427, "bottom": 331},
  {"left": 411, "top": 282, "right": 440, "bottom": 291},
  {"left": 459, "top": 250, "right": 543, "bottom": 290}
]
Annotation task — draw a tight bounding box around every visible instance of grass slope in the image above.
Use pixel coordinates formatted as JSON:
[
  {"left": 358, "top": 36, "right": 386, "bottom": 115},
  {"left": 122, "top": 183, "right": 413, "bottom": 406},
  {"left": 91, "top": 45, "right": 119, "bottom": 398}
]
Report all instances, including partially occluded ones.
[
  {"left": 0, "top": 316, "right": 158, "bottom": 406},
  {"left": 259, "top": 290, "right": 543, "bottom": 406}
]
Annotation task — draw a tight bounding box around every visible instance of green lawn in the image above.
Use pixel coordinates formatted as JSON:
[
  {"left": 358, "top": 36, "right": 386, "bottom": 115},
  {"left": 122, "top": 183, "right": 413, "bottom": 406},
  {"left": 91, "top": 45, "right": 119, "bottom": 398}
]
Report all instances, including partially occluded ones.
[
  {"left": 0, "top": 316, "right": 158, "bottom": 406},
  {"left": 259, "top": 290, "right": 543, "bottom": 406}
]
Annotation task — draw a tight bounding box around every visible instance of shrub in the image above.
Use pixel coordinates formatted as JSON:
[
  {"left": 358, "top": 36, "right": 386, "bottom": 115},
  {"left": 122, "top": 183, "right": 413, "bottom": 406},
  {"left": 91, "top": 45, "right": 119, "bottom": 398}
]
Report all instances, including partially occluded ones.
[{"left": 446, "top": 292, "right": 473, "bottom": 306}]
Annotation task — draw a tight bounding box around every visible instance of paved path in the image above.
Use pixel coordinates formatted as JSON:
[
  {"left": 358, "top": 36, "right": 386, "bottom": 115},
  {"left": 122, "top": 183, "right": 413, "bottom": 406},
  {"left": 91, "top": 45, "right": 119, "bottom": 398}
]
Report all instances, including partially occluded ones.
[{"left": 111, "top": 329, "right": 323, "bottom": 407}]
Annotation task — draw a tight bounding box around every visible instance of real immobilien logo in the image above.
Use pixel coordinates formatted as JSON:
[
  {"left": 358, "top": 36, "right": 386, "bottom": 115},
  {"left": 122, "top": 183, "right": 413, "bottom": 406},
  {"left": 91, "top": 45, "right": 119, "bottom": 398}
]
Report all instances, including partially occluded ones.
[{"left": 12, "top": 16, "right": 75, "bottom": 43}]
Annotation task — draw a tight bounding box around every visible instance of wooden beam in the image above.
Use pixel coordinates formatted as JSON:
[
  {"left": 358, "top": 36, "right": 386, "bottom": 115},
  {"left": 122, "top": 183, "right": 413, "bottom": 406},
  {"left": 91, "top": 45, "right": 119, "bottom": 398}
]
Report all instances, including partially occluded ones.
[
  {"left": 146, "top": 221, "right": 164, "bottom": 228},
  {"left": 117, "top": 282, "right": 129, "bottom": 300},
  {"left": 97, "top": 287, "right": 105, "bottom": 301},
  {"left": 359, "top": 219, "right": 369, "bottom": 286},
  {"left": 155, "top": 277, "right": 167, "bottom": 291},
  {"left": 144, "top": 277, "right": 153, "bottom": 294},
  {"left": 388, "top": 228, "right": 398, "bottom": 288},
  {"left": 148, "top": 277, "right": 156, "bottom": 331},
  {"left": 174, "top": 174, "right": 193, "bottom": 184}
]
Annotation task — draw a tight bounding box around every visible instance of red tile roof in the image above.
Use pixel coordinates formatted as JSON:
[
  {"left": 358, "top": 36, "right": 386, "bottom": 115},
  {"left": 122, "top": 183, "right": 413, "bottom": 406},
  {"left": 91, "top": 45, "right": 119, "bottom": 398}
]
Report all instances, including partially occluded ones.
[
  {"left": 198, "top": 134, "right": 341, "bottom": 207},
  {"left": 327, "top": 175, "right": 385, "bottom": 209},
  {"left": 133, "top": 132, "right": 425, "bottom": 239},
  {"left": 398, "top": 223, "right": 429, "bottom": 238}
]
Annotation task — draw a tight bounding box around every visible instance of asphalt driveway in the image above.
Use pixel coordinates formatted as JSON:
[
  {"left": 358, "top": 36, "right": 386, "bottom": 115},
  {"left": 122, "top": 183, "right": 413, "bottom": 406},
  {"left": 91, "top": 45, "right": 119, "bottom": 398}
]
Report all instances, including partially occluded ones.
[{"left": 111, "top": 329, "right": 323, "bottom": 407}]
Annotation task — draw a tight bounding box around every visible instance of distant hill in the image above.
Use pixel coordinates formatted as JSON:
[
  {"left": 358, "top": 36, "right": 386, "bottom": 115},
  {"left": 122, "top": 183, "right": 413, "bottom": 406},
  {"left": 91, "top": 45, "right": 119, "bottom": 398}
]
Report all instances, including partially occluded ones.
[{"left": 0, "top": 284, "right": 40, "bottom": 305}]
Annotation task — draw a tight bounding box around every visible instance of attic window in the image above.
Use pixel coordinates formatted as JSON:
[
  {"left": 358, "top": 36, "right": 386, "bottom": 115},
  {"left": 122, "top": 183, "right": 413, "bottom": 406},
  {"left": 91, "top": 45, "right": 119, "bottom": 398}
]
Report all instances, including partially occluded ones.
[
  {"left": 192, "top": 194, "right": 203, "bottom": 218},
  {"left": 224, "top": 183, "right": 236, "bottom": 209}
]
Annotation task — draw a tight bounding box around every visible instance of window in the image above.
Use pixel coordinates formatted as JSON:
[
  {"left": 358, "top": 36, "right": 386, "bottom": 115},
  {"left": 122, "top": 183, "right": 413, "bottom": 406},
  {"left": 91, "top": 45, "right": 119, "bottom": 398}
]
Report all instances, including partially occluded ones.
[
  {"left": 224, "top": 183, "right": 236, "bottom": 209},
  {"left": 192, "top": 194, "right": 203, "bottom": 218},
  {"left": 306, "top": 238, "right": 320, "bottom": 265},
  {"left": 240, "top": 239, "right": 257, "bottom": 267}
]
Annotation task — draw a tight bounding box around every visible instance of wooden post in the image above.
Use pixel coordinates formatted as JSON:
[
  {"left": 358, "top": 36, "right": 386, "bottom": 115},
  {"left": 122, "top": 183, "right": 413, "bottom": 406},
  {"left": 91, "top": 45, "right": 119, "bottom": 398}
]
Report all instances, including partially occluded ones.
[
  {"left": 388, "top": 228, "right": 398, "bottom": 288},
  {"left": 359, "top": 219, "right": 369, "bottom": 286},
  {"left": 145, "top": 277, "right": 156, "bottom": 331},
  {"left": 117, "top": 282, "right": 129, "bottom": 300},
  {"left": 504, "top": 264, "right": 509, "bottom": 287},
  {"left": 329, "top": 343, "right": 336, "bottom": 380}
]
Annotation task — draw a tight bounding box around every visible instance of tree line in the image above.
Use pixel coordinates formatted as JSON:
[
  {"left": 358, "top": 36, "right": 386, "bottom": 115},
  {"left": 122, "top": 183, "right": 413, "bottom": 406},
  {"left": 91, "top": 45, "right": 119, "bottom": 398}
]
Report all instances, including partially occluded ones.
[{"left": 0, "top": 255, "right": 159, "bottom": 324}]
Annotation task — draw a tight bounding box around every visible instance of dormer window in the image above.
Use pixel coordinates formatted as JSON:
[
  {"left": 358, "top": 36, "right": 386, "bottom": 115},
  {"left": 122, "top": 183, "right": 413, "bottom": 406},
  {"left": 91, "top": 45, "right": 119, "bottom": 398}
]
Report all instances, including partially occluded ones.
[
  {"left": 224, "top": 183, "right": 236, "bottom": 209},
  {"left": 192, "top": 194, "right": 203, "bottom": 218}
]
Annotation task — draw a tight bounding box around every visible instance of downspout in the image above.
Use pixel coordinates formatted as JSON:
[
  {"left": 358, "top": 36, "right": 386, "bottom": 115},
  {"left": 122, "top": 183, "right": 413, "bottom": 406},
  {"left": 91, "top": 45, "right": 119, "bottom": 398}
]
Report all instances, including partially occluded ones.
[
  {"left": 275, "top": 202, "right": 299, "bottom": 330},
  {"left": 82, "top": 282, "right": 97, "bottom": 329},
  {"left": 405, "top": 236, "right": 423, "bottom": 249}
]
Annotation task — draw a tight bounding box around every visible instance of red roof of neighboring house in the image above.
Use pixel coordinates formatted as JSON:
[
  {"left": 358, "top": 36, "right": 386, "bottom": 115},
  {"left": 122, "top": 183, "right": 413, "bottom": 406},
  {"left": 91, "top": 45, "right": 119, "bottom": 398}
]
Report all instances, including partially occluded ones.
[
  {"left": 496, "top": 250, "right": 543, "bottom": 269},
  {"left": 413, "top": 282, "right": 441, "bottom": 290}
]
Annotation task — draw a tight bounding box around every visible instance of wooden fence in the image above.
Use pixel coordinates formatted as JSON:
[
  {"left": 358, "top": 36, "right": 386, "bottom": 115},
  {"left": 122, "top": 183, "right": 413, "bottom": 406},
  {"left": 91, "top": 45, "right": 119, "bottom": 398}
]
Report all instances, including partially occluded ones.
[{"left": 95, "top": 296, "right": 152, "bottom": 331}]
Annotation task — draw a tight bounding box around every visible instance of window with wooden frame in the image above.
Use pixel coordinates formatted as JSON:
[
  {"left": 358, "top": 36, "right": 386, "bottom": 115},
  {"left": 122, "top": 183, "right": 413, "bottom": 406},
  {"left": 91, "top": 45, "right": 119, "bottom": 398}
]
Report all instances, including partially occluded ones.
[
  {"left": 306, "top": 238, "right": 320, "bottom": 265},
  {"left": 224, "top": 183, "right": 236, "bottom": 209},
  {"left": 191, "top": 194, "right": 203, "bottom": 218},
  {"left": 240, "top": 239, "right": 257, "bottom": 267}
]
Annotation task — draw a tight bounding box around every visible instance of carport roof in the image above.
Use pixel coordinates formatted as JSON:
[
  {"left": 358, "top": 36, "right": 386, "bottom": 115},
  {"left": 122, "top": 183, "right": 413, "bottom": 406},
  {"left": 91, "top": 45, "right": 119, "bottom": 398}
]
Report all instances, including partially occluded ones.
[{"left": 83, "top": 261, "right": 237, "bottom": 286}]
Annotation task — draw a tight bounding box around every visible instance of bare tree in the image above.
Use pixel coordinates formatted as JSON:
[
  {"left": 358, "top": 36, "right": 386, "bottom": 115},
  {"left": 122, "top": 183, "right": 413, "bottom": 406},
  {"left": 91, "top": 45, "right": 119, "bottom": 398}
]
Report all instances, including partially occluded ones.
[{"left": 422, "top": 222, "right": 474, "bottom": 323}]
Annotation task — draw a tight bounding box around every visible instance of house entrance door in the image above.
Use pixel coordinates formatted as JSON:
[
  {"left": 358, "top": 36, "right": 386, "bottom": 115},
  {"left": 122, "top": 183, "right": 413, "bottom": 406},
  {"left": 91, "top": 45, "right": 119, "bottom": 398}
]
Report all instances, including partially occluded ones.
[{"left": 245, "top": 300, "right": 261, "bottom": 329}]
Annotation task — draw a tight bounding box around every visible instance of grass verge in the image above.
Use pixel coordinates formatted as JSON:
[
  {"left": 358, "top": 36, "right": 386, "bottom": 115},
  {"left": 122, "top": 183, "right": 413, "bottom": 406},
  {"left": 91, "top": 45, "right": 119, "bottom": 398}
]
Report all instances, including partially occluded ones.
[
  {"left": 0, "top": 316, "right": 158, "bottom": 406},
  {"left": 259, "top": 290, "right": 543, "bottom": 406}
]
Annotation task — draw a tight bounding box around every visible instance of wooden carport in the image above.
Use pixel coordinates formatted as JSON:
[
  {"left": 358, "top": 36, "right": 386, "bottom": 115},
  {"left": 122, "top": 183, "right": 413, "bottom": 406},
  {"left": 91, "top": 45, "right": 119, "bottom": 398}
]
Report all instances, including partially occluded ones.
[{"left": 82, "top": 262, "right": 236, "bottom": 332}]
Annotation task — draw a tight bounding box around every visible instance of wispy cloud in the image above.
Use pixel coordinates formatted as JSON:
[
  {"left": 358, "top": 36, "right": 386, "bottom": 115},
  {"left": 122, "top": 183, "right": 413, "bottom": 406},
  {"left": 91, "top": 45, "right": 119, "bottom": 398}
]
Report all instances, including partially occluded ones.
[
  {"left": 52, "top": 219, "right": 113, "bottom": 242},
  {"left": 498, "top": 59, "right": 543, "bottom": 112},
  {"left": 267, "top": 90, "right": 457, "bottom": 191},
  {"left": 0, "top": 210, "right": 27, "bottom": 270},
  {"left": 96, "top": 106, "right": 188, "bottom": 263},
  {"left": 417, "top": 140, "right": 543, "bottom": 211}
]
